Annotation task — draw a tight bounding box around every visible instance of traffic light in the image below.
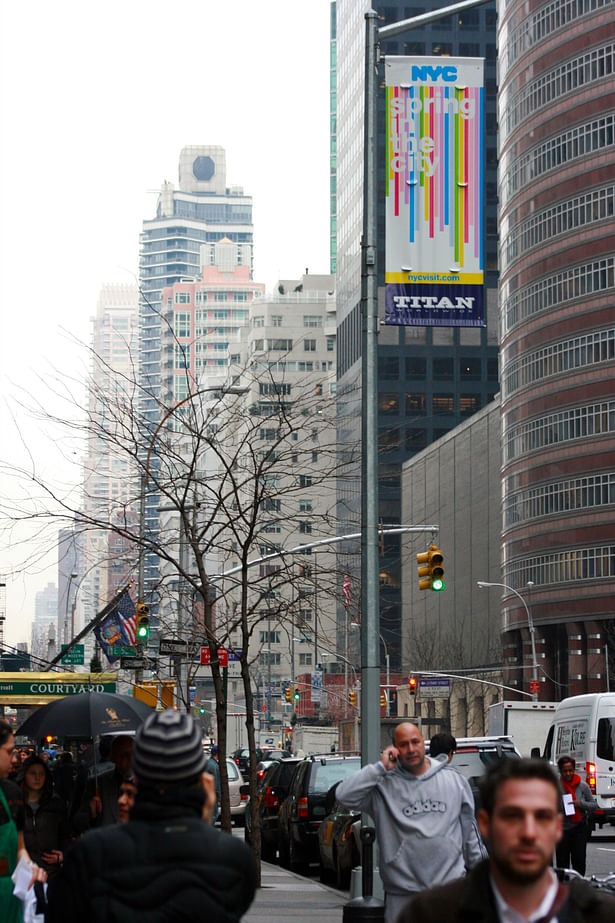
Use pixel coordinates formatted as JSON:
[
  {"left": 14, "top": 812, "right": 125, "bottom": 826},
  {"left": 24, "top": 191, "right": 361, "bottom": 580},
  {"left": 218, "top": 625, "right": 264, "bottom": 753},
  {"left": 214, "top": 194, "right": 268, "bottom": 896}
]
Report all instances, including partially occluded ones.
[
  {"left": 285, "top": 686, "right": 292, "bottom": 703},
  {"left": 408, "top": 676, "right": 417, "bottom": 696},
  {"left": 380, "top": 693, "right": 387, "bottom": 708},
  {"left": 416, "top": 544, "right": 445, "bottom": 592},
  {"left": 293, "top": 687, "right": 300, "bottom": 703},
  {"left": 136, "top": 601, "right": 150, "bottom": 641},
  {"left": 349, "top": 689, "right": 357, "bottom": 707}
]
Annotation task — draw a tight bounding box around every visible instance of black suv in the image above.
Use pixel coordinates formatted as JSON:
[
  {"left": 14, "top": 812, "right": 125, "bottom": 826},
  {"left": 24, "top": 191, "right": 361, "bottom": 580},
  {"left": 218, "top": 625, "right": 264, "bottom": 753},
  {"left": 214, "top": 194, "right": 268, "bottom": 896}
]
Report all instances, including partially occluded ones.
[
  {"left": 232, "top": 747, "right": 290, "bottom": 780},
  {"left": 245, "top": 756, "right": 302, "bottom": 861},
  {"left": 277, "top": 754, "right": 360, "bottom": 874}
]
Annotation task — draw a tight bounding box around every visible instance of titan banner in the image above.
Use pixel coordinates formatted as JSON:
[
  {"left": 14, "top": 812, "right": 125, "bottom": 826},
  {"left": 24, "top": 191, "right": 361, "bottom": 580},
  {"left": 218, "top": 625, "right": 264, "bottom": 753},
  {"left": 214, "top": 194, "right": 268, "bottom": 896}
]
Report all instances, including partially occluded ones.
[{"left": 384, "top": 56, "right": 485, "bottom": 327}]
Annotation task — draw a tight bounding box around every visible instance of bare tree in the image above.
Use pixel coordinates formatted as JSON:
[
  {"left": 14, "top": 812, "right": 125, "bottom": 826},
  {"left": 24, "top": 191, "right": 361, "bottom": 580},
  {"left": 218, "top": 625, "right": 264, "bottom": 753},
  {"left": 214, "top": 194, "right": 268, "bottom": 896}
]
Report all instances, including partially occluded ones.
[{"left": 2, "top": 341, "right": 359, "bottom": 874}]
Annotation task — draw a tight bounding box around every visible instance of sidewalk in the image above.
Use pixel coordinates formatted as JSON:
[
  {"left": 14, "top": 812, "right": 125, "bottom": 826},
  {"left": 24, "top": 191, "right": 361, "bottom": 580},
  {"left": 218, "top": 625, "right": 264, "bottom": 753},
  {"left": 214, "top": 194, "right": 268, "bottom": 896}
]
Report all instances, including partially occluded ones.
[{"left": 243, "top": 861, "right": 349, "bottom": 922}]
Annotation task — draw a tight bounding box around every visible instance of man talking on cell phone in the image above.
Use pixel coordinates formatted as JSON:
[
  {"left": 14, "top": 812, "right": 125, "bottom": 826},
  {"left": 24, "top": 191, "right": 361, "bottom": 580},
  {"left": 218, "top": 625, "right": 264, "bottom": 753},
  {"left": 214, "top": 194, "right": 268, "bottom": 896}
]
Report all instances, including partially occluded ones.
[{"left": 336, "top": 722, "right": 485, "bottom": 923}]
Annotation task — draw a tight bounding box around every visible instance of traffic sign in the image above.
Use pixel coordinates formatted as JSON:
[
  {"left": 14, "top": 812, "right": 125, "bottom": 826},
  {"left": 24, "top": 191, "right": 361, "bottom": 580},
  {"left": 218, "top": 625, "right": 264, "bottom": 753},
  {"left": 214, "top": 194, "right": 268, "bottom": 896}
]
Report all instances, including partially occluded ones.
[
  {"left": 120, "top": 656, "right": 147, "bottom": 670},
  {"left": 60, "top": 644, "right": 85, "bottom": 666},
  {"left": 529, "top": 680, "right": 540, "bottom": 694},
  {"left": 200, "top": 646, "right": 228, "bottom": 667},
  {"left": 108, "top": 645, "right": 136, "bottom": 658},
  {"left": 159, "top": 638, "right": 188, "bottom": 656},
  {"left": 418, "top": 678, "right": 451, "bottom": 699}
]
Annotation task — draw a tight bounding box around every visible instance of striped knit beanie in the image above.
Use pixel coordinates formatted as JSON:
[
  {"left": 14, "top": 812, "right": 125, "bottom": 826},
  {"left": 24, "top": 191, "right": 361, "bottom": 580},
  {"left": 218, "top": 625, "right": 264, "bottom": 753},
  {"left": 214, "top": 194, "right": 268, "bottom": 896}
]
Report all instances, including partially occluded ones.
[{"left": 132, "top": 710, "right": 207, "bottom": 784}]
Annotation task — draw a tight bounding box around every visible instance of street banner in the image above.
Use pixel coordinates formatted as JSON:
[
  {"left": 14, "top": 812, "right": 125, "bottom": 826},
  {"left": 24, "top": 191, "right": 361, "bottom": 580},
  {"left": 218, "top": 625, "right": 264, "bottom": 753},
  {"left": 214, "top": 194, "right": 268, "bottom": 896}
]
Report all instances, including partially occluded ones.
[
  {"left": 94, "top": 590, "right": 137, "bottom": 665},
  {"left": 384, "top": 56, "right": 485, "bottom": 327}
]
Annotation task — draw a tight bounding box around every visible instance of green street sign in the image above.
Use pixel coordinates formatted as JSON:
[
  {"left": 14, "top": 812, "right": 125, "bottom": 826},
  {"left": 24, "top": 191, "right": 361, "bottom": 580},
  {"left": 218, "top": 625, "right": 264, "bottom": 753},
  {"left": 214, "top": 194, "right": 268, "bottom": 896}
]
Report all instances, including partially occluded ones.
[
  {"left": 109, "top": 645, "right": 137, "bottom": 658},
  {"left": 60, "top": 644, "right": 85, "bottom": 666}
]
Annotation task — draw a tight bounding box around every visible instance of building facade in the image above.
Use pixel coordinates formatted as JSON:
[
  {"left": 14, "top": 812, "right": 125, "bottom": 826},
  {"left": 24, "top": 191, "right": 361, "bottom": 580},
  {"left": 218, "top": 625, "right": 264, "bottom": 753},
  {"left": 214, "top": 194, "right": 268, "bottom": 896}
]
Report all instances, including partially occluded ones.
[
  {"left": 139, "top": 147, "right": 254, "bottom": 606},
  {"left": 498, "top": 0, "right": 615, "bottom": 697},
  {"left": 335, "top": 0, "right": 500, "bottom": 671}
]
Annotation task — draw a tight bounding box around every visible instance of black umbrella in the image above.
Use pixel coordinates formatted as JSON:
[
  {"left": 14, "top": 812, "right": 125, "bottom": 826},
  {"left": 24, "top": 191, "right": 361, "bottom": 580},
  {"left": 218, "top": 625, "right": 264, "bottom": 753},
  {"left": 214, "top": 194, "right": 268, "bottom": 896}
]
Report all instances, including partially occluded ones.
[{"left": 17, "top": 691, "right": 155, "bottom": 739}]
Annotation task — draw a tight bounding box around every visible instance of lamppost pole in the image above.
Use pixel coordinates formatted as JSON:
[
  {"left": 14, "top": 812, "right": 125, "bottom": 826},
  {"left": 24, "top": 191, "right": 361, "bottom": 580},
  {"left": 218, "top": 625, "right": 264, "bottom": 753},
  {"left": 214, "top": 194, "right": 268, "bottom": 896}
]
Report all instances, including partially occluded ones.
[
  {"left": 477, "top": 580, "right": 539, "bottom": 701},
  {"left": 360, "top": 0, "right": 492, "bottom": 766}
]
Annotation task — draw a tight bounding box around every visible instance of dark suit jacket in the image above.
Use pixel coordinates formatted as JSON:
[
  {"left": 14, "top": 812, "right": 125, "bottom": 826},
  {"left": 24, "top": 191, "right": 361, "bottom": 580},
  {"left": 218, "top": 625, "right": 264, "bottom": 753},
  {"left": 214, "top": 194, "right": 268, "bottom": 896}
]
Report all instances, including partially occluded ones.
[{"left": 395, "top": 860, "right": 615, "bottom": 923}]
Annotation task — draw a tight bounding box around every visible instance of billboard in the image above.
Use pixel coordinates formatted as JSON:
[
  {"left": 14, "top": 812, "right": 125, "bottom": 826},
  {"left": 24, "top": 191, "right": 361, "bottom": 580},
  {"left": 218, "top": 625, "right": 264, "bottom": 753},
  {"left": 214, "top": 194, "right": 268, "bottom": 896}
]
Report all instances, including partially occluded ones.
[{"left": 384, "top": 57, "right": 485, "bottom": 327}]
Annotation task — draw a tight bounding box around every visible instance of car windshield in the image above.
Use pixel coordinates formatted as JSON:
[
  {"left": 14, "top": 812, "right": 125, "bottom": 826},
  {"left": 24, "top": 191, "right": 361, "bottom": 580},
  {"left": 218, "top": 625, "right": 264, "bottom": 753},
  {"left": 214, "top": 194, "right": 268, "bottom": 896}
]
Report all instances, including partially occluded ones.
[{"left": 308, "top": 759, "right": 360, "bottom": 794}]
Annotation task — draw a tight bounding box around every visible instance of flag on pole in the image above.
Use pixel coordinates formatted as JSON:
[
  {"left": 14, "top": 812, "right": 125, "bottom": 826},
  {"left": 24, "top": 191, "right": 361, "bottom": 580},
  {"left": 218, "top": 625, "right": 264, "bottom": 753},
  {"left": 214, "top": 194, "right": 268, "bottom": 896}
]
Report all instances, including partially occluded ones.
[
  {"left": 116, "top": 593, "right": 137, "bottom": 645},
  {"left": 94, "top": 592, "right": 136, "bottom": 663},
  {"left": 343, "top": 573, "right": 351, "bottom": 610}
]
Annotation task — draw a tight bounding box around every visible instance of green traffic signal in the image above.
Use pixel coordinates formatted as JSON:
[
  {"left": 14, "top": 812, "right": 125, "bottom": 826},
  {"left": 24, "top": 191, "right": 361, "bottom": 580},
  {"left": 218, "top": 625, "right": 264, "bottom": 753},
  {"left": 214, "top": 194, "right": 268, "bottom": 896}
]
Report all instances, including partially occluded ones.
[
  {"left": 432, "top": 576, "right": 445, "bottom": 592},
  {"left": 293, "top": 687, "right": 300, "bottom": 702}
]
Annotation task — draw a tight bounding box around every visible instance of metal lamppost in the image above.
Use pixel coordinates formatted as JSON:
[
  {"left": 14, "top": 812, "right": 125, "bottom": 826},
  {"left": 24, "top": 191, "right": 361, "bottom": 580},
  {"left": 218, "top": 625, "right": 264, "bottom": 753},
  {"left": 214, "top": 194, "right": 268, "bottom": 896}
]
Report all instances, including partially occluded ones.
[
  {"left": 477, "top": 580, "right": 539, "bottom": 701},
  {"left": 360, "top": 0, "right": 492, "bottom": 767}
]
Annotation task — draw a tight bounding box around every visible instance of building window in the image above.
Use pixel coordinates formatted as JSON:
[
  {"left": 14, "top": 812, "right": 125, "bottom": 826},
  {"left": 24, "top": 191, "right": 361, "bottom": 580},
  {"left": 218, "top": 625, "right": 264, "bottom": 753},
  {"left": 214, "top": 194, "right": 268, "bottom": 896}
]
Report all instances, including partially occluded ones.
[
  {"left": 299, "top": 653, "right": 313, "bottom": 666},
  {"left": 304, "top": 339, "right": 316, "bottom": 352},
  {"left": 327, "top": 338, "right": 335, "bottom": 351},
  {"left": 174, "top": 292, "right": 191, "bottom": 304},
  {"left": 271, "top": 315, "right": 283, "bottom": 327},
  {"left": 270, "top": 339, "right": 293, "bottom": 351},
  {"left": 406, "top": 357, "right": 426, "bottom": 379},
  {"left": 380, "top": 394, "right": 399, "bottom": 415},
  {"left": 174, "top": 312, "right": 191, "bottom": 338},
  {"left": 460, "top": 394, "right": 481, "bottom": 416},
  {"left": 259, "top": 428, "right": 278, "bottom": 441},
  {"left": 406, "top": 393, "right": 426, "bottom": 416},
  {"left": 259, "top": 631, "right": 281, "bottom": 644},
  {"left": 299, "top": 475, "right": 312, "bottom": 487},
  {"left": 433, "top": 394, "right": 455, "bottom": 415},
  {"left": 299, "top": 521, "right": 313, "bottom": 534},
  {"left": 406, "top": 429, "right": 427, "bottom": 451},
  {"left": 460, "top": 359, "right": 481, "bottom": 380},
  {"left": 304, "top": 315, "right": 323, "bottom": 327},
  {"left": 433, "top": 358, "right": 454, "bottom": 380},
  {"left": 174, "top": 343, "right": 191, "bottom": 370},
  {"left": 379, "top": 357, "right": 399, "bottom": 380},
  {"left": 299, "top": 499, "right": 313, "bottom": 512}
]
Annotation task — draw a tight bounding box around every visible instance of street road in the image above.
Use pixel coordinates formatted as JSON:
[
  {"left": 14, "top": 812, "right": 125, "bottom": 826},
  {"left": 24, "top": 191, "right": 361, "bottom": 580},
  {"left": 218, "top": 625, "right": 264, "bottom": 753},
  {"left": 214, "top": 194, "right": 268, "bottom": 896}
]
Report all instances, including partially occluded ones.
[{"left": 587, "top": 828, "right": 615, "bottom": 879}]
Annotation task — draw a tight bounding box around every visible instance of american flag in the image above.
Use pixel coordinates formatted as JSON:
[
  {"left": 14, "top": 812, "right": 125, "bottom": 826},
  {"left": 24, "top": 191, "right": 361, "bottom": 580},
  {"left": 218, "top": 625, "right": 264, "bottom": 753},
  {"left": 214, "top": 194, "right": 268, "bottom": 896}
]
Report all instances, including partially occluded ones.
[
  {"left": 342, "top": 573, "right": 351, "bottom": 610},
  {"left": 116, "top": 592, "right": 137, "bottom": 645}
]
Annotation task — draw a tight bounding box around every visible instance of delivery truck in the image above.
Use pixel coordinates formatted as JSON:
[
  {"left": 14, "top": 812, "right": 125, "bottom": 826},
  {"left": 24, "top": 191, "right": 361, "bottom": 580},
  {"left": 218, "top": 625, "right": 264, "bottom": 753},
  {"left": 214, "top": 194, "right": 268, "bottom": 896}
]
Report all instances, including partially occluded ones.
[{"left": 487, "top": 700, "right": 557, "bottom": 756}]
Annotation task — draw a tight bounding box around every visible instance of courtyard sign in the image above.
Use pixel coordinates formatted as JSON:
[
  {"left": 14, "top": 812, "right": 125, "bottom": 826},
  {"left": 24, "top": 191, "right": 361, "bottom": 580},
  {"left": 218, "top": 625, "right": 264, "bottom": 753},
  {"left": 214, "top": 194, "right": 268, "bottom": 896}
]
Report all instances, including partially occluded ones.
[{"left": 0, "top": 672, "right": 117, "bottom": 705}]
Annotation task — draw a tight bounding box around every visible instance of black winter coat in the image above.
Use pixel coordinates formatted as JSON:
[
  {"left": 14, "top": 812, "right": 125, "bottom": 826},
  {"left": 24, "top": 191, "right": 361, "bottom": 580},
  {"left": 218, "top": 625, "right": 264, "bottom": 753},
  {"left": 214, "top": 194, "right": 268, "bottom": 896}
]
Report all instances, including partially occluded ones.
[
  {"left": 45, "top": 786, "right": 257, "bottom": 923},
  {"left": 23, "top": 794, "right": 70, "bottom": 881}
]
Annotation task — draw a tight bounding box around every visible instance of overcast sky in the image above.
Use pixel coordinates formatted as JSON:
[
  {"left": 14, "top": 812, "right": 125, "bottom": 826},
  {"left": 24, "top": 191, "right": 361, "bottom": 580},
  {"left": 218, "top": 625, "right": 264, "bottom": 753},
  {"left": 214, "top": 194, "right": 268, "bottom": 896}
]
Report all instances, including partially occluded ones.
[{"left": 0, "top": 0, "right": 332, "bottom": 646}]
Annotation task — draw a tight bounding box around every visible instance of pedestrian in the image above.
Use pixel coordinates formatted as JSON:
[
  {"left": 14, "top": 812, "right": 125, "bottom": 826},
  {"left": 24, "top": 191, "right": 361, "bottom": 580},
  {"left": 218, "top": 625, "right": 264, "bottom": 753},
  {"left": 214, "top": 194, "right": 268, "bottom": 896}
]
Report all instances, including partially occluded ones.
[
  {"left": 46, "top": 709, "right": 257, "bottom": 922},
  {"left": 429, "top": 732, "right": 456, "bottom": 763},
  {"left": 336, "top": 721, "right": 485, "bottom": 923},
  {"left": 396, "top": 757, "right": 615, "bottom": 922},
  {"left": 117, "top": 774, "right": 137, "bottom": 824},
  {"left": 205, "top": 744, "right": 221, "bottom": 823},
  {"left": 20, "top": 755, "right": 70, "bottom": 882},
  {"left": 555, "top": 755, "right": 596, "bottom": 876},
  {"left": 0, "top": 719, "right": 46, "bottom": 923},
  {"left": 73, "top": 734, "right": 133, "bottom": 830}
]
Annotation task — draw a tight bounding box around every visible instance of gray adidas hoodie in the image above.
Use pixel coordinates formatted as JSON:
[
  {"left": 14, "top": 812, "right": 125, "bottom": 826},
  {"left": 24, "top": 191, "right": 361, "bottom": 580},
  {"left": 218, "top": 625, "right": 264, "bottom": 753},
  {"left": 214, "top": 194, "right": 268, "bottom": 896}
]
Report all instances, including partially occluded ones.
[{"left": 336, "top": 756, "right": 486, "bottom": 897}]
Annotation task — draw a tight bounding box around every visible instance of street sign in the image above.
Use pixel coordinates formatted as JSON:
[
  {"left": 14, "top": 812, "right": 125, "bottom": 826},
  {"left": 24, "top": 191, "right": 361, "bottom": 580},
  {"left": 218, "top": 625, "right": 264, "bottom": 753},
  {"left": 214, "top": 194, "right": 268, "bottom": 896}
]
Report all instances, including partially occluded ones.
[
  {"left": 418, "top": 678, "right": 451, "bottom": 699},
  {"left": 60, "top": 644, "right": 85, "bottom": 666},
  {"left": 120, "top": 656, "right": 147, "bottom": 670},
  {"left": 108, "top": 645, "right": 136, "bottom": 658},
  {"left": 159, "top": 638, "right": 188, "bottom": 656},
  {"left": 529, "top": 680, "right": 540, "bottom": 694},
  {"left": 200, "top": 646, "right": 228, "bottom": 667}
]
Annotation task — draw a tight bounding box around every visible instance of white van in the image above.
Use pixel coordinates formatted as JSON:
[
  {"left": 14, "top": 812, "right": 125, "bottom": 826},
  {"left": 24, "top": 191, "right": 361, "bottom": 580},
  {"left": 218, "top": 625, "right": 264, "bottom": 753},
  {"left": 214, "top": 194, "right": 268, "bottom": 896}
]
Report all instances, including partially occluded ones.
[{"left": 542, "top": 693, "right": 615, "bottom": 827}]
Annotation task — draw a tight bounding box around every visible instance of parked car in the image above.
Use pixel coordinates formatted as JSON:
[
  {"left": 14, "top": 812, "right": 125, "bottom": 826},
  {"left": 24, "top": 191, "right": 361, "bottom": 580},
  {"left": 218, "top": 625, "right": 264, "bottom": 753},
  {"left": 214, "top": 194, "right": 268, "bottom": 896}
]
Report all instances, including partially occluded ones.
[
  {"left": 226, "top": 757, "right": 248, "bottom": 826},
  {"left": 232, "top": 746, "right": 291, "bottom": 780},
  {"left": 244, "top": 757, "right": 303, "bottom": 861},
  {"left": 318, "top": 783, "right": 361, "bottom": 889},
  {"left": 278, "top": 754, "right": 361, "bottom": 874}
]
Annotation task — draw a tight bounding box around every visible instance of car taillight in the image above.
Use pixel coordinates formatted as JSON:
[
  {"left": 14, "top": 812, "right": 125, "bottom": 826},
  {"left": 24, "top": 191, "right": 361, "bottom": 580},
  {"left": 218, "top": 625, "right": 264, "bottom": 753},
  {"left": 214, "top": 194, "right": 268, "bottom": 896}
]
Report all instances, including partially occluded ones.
[
  {"left": 241, "top": 791, "right": 249, "bottom": 802},
  {"left": 586, "top": 762, "right": 597, "bottom": 793},
  {"left": 297, "top": 796, "right": 309, "bottom": 819},
  {"left": 264, "top": 788, "right": 279, "bottom": 809}
]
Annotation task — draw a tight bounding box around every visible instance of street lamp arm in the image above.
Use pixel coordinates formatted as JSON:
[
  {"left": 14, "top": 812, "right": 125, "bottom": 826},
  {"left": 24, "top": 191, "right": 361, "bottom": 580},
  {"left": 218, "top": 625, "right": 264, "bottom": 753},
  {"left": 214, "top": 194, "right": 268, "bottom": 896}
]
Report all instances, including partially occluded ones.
[
  {"left": 477, "top": 580, "right": 539, "bottom": 700},
  {"left": 378, "top": 0, "right": 492, "bottom": 40}
]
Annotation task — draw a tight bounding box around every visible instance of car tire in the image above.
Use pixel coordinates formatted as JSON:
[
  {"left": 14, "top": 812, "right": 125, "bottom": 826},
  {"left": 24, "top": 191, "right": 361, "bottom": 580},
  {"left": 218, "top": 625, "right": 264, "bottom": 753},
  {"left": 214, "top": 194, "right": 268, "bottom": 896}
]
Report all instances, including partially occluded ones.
[
  {"left": 319, "top": 859, "right": 333, "bottom": 884},
  {"left": 289, "top": 837, "right": 308, "bottom": 876},
  {"left": 278, "top": 835, "right": 290, "bottom": 869}
]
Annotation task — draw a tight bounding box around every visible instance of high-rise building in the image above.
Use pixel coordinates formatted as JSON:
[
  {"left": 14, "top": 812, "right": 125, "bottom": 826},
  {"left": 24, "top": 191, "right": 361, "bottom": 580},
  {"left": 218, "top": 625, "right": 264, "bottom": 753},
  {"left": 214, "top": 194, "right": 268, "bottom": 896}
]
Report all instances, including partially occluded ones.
[
  {"left": 335, "top": 1, "right": 499, "bottom": 671},
  {"left": 139, "top": 148, "right": 254, "bottom": 605},
  {"left": 159, "top": 238, "right": 264, "bottom": 404},
  {"left": 80, "top": 283, "right": 139, "bottom": 660},
  {"left": 31, "top": 581, "right": 57, "bottom": 665},
  {"left": 498, "top": 0, "right": 615, "bottom": 697}
]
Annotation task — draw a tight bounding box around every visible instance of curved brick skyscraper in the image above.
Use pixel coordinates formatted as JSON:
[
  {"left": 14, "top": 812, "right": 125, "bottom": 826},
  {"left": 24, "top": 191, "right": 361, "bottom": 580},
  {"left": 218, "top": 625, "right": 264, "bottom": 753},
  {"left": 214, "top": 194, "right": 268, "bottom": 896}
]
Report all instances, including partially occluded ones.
[{"left": 498, "top": 0, "right": 615, "bottom": 697}]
